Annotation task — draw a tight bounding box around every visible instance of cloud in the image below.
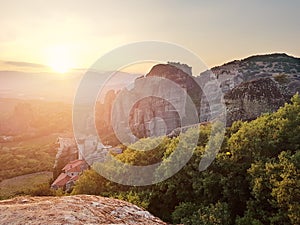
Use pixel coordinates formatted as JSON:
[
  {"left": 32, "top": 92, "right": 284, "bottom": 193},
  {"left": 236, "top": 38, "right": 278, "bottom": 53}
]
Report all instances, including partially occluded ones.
[{"left": 4, "top": 61, "right": 47, "bottom": 69}]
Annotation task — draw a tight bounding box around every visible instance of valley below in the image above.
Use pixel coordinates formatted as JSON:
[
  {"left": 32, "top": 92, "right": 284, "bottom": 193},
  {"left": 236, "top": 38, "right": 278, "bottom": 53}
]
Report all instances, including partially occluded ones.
[{"left": 0, "top": 53, "right": 299, "bottom": 224}]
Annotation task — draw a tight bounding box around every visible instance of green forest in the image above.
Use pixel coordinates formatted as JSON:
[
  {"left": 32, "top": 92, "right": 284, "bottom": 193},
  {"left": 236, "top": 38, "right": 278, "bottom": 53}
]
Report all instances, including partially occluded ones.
[
  {"left": 0, "top": 135, "right": 57, "bottom": 182},
  {"left": 70, "top": 94, "right": 300, "bottom": 225}
]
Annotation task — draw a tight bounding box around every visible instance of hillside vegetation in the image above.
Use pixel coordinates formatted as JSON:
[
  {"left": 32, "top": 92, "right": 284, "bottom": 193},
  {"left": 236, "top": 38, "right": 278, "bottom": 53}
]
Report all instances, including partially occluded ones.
[
  {"left": 0, "top": 99, "right": 71, "bottom": 199},
  {"left": 0, "top": 171, "right": 52, "bottom": 199},
  {"left": 72, "top": 94, "right": 300, "bottom": 225},
  {"left": 0, "top": 98, "right": 72, "bottom": 140},
  {"left": 0, "top": 135, "right": 57, "bottom": 182}
]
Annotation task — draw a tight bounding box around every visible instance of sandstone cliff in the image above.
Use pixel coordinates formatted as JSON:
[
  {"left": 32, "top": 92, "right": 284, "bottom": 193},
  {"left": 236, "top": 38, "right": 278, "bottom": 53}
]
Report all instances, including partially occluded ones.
[
  {"left": 224, "top": 78, "right": 286, "bottom": 124},
  {"left": 207, "top": 53, "right": 300, "bottom": 97},
  {"left": 96, "top": 54, "right": 300, "bottom": 142},
  {"left": 95, "top": 63, "right": 202, "bottom": 144},
  {"left": 207, "top": 53, "right": 300, "bottom": 125},
  {"left": 128, "top": 63, "right": 202, "bottom": 138}
]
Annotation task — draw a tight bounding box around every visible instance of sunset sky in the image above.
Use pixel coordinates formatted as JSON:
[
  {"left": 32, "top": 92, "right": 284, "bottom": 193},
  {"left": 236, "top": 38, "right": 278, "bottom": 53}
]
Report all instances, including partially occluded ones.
[{"left": 1, "top": 0, "right": 300, "bottom": 73}]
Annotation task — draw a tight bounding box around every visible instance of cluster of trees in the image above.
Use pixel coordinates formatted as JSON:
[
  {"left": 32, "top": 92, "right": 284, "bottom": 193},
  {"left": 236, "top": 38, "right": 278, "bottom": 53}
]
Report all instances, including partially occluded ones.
[
  {"left": 71, "top": 94, "right": 299, "bottom": 224},
  {"left": 0, "top": 100, "right": 72, "bottom": 140},
  {"left": 0, "top": 138, "right": 57, "bottom": 182}
]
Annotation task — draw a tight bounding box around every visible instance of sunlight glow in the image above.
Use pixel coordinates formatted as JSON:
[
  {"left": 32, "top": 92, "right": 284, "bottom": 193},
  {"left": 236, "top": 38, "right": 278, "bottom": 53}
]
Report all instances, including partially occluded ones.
[{"left": 46, "top": 45, "right": 73, "bottom": 74}]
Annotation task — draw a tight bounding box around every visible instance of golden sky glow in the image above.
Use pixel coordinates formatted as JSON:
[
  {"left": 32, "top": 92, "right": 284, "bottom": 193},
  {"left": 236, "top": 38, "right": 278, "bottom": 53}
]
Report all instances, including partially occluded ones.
[
  {"left": 46, "top": 45, "right": 74, "bottom": 74},
  {"left": 0, "top": 0, "right": 300, "bottom": 73}
]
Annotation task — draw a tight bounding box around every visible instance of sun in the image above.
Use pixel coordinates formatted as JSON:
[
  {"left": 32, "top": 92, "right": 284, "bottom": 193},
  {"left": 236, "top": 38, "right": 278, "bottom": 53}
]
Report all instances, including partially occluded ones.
[
  {"left": 46, "top": 45, "right": 73, "bottom": 74},
  {"left": 50, "top": 60, "right": 71, "bottom": 74}
]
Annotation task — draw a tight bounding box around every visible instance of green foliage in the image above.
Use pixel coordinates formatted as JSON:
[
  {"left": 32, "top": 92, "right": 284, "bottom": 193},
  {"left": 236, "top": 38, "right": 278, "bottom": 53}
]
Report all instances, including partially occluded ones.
[
  {"left": 172, "top": 202, "right": 200, "bottom": 224},
  {"left": 173, "top": 202, "right": 231, "bottom": 225},
  {"left": 0, "top": 99, "right": 72, "bottom": 138},
  {"left": 0, "top": 137, "right": 56, "bottom": 180},
  {"left": 116, "top": 136, "right": 168, "bottom": 166},
  {"left": 29, "top": 183, "right": 54, "bottom": 196},
  {"left": 228, "top": 93, "right": 300, "bottom": 163},
  {"left": 245, "top": 151, "right": 300, "bottom": 225},
  {"left": 71, "top": 94, "right": 300, "bottom": 225},
  {"left": 112, "top": 190, "right": 151, "bottom": 209},
  {"left": 0, "top": 172, "right": 53, "bottom": 199},
  {"left": 236, "top": 215, "right": 264, "bottom": 225},
  {"left": 71, "top": 169, "right": 108, "bottom": 195}
]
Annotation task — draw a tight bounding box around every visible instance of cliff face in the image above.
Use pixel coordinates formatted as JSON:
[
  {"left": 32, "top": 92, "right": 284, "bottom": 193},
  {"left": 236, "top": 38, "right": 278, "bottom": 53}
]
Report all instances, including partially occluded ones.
[
  {"left": 205, "top": 53, "right": 300, "bottom": 125},
  {"left": 95, "top": 90, "right": 119, "bottom": 145},
  {"left": 53, "top": 137, "right": 78, "bottom": 180},
  {"left": 0, "top": 195, "right": 166, "bottom": 225},
  {"left": 97, "top": 54, "right": 300, "bottom": 143},
  {"left": 207, "top": 53, "right": 300, "bottom": 98},
  {"left": 193, "top": 53, "right": 300, "bottom": 126},
  {"left": 109, "top": 63, "right": 202, "bottom": 141},
  {"left": 129, "top": 63, "right": 202, "bottom": 138},
  {"left": 224, "top": 78, "right": 287, "bottom": 124}
]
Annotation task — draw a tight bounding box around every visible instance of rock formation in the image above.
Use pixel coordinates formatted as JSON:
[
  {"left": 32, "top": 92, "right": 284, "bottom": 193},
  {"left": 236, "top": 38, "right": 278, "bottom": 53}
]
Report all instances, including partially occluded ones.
[
  {"left": 204, "top": 53, "right": 300, "bottom": 125},
  {"left": 53, "top": 137, "right": 78, "bottom": 180},
  {"left": 224, "top": 78, "right": 286, "bottom": 124},
  {"left": 97, "top": 53, "right": 300, "bottom": 143},
  {"left": 110, "top": 63, "right": 202, "bottom": 142},
  {"left": 0, "top": 195, "right": 166, "bottom": 225},
  {"left": 206, "top": 53, "right": 300, "bottom": 98}
]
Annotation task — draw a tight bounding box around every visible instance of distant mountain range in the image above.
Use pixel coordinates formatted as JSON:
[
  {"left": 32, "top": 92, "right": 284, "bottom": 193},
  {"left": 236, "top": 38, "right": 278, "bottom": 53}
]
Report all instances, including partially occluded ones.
[
  {"left": 0, "top": 70, "right": 81, "bottom": 102},
  {"left": 0, "top": 69, "right": 141, "bottom": 102}
]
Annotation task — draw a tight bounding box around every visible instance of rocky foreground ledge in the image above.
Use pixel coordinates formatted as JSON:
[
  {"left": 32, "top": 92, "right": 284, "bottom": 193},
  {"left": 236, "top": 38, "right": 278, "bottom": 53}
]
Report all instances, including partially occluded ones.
[{"left": 0, "top": 195, "right": 167, "bottom": 225}]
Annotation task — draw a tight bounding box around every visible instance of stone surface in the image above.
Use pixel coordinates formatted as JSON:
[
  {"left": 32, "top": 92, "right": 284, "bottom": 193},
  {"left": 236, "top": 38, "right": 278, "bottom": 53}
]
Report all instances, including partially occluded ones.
[
  {"left": 96, "top": 53, "right": 300, "bottom": 143},
  {"left": 53, "top": 137, "right": 78, "bottom": 180},
  {"left": 0, "top": 195, "right": 167, "bottom": 225},
  {"left": 224, "top": 78, "right": 287, "bottom": 125},
  {"left": 203, "top": 53, "right": 300, "bottom": 125},
  {"left": 206, "top": 53, "right": 300, "bottom": 97},
  {"left": 112, "top": 63, "right": 202, "bottom": 140}
]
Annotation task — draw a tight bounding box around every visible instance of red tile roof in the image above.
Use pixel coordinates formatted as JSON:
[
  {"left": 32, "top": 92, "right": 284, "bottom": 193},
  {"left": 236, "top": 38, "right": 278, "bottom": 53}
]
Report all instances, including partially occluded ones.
[
  {"left": 51, "top": 173, "right": 70, "bottom": 187},
  {"left": 52, "top": 160, "right": 88, "bottom": 188},
  {"left": 62, "top": 160, "right": 87, "bottom": 172}
]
